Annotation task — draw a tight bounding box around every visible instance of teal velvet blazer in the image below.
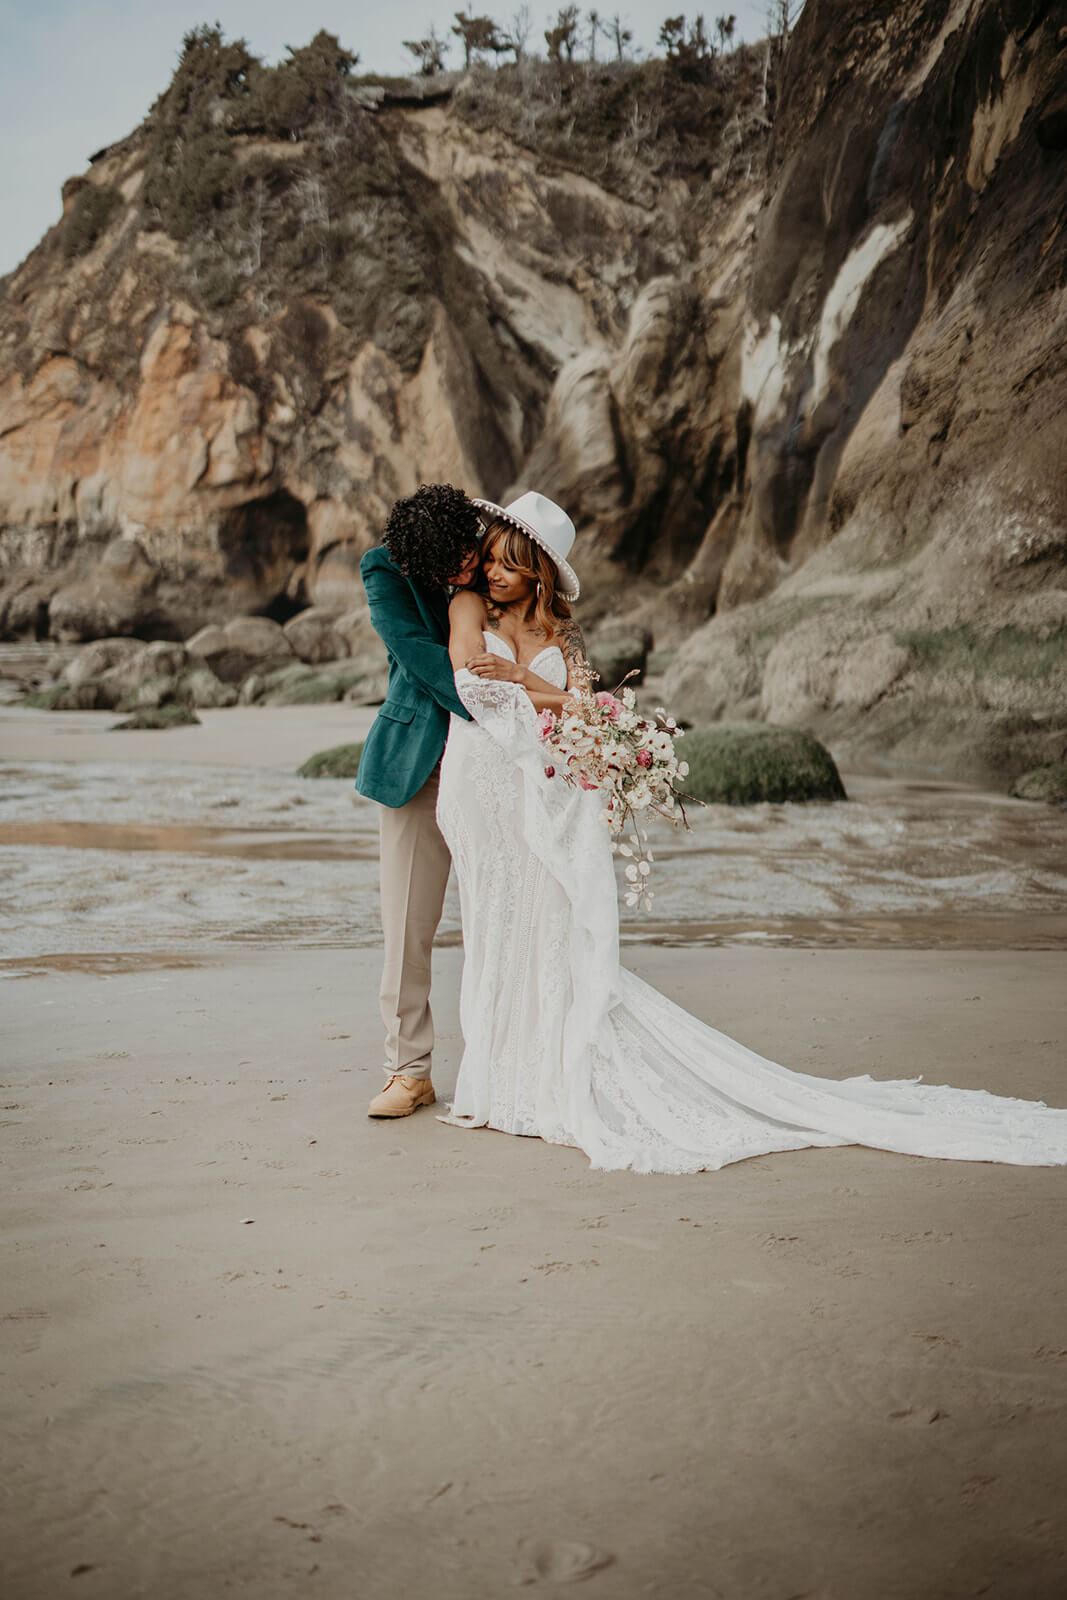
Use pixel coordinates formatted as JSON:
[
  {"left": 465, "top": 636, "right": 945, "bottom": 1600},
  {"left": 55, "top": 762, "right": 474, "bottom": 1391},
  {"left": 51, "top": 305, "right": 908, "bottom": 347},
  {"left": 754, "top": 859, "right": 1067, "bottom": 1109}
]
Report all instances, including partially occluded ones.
[{"left": 354, "top": 546, "right": 472, "bottom": 809}]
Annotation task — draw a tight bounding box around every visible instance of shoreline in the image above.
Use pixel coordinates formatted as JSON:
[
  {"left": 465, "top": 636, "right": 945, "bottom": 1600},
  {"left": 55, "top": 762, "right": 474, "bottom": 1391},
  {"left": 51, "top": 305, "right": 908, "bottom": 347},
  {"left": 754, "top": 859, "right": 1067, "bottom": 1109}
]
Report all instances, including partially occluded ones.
[{"left": 4, "top": 703, "right": 1066, "bottom": 966}]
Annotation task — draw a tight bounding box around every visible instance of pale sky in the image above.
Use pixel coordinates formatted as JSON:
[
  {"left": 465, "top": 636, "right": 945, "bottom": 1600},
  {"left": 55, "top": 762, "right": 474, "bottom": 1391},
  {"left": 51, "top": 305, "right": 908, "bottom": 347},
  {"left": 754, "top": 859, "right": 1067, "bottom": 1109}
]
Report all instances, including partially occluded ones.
[{"left": 0, "top": 0, "right": 779, "bottom": 275}]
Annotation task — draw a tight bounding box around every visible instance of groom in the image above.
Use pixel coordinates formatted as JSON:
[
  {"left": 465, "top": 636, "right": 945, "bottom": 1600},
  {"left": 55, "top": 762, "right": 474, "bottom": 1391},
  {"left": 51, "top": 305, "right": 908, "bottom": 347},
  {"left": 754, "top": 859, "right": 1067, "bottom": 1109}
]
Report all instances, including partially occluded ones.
[{"left": 355, "top": 483, "right": 483, "bottom": 1117}]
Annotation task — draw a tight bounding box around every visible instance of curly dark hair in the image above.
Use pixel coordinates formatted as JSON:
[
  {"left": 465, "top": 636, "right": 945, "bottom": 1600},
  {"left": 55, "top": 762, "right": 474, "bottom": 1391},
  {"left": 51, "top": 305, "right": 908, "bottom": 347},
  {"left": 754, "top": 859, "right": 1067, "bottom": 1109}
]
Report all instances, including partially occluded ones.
[{"left": 382, "top": 482, "right": 482, "bottom": 588}]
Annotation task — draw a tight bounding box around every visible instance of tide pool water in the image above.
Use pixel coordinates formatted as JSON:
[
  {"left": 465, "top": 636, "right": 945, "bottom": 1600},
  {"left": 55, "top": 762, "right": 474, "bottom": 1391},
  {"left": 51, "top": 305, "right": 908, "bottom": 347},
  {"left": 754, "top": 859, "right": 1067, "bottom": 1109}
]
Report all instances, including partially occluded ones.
[{"left": 2, "top": 755, "right": 1064, "bottom": 966}]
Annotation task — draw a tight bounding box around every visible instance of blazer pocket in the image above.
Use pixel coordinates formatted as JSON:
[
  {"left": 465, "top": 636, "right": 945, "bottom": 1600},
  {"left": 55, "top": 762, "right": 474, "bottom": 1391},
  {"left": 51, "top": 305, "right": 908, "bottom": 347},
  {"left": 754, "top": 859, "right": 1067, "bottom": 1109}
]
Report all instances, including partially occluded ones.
[{"left": 378, "top": 702, "right": 418, "bottom": 725}]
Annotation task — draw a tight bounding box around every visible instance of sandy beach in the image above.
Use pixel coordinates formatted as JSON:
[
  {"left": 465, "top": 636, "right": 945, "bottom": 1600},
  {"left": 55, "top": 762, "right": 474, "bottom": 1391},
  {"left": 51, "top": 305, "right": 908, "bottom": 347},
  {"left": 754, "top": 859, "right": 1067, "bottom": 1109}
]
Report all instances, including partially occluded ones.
[{"left": 2, "top": 707, "right": 1066, "bottom": 1599}]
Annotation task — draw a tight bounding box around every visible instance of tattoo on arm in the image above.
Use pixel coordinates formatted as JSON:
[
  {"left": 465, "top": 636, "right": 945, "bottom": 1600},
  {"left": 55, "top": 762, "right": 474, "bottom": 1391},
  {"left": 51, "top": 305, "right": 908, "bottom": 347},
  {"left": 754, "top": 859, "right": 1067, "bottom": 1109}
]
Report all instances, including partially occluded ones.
[
  {"left": 484, "top": 605, "right": 503, "bottom": 632},
  {"left": 558, "top": 620, "right": 588, "bottom": 667}
]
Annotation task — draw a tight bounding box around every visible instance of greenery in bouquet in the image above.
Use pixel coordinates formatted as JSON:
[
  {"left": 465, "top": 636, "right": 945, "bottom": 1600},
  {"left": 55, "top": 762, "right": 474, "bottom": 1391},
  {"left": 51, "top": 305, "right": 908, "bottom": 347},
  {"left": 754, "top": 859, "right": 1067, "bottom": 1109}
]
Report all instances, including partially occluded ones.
[{"left": 535, "top": 675, "right": 692, "bottom": 910}]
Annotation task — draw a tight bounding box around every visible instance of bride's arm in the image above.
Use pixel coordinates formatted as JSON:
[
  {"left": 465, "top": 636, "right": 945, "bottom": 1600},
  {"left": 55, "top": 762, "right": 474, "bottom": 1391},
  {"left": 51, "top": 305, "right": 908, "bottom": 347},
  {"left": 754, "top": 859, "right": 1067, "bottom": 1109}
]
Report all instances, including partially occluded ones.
[
  {"left": 448, "top": 590, "right": 555, "bottom": 717},
  {"left": 465, "top": 653, "right": 573, "bottom": 715},
  {"left": 466, "top": 616, "right": 592, "bottom": 714},
  {"left": 559, "top": 619, "right": 593, "bottom": 695},
  {"left": 447, "top": 589, "right": 489, "bottom": 669}
]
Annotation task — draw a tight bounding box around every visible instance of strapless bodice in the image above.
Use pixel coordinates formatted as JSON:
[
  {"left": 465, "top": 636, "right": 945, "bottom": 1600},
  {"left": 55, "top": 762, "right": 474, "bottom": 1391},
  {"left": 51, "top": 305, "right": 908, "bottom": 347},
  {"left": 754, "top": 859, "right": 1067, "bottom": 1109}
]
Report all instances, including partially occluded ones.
[{"left": 482, "top": 630, "right": 567, "bottom": 688}]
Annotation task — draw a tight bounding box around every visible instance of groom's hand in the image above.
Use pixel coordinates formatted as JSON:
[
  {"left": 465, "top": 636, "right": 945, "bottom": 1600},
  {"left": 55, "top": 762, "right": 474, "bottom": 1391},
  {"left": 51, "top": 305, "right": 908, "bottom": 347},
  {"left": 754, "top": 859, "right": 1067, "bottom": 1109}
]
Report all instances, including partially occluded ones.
[{"left": 466, "top": 652, "right": 526, "bottom": 684}]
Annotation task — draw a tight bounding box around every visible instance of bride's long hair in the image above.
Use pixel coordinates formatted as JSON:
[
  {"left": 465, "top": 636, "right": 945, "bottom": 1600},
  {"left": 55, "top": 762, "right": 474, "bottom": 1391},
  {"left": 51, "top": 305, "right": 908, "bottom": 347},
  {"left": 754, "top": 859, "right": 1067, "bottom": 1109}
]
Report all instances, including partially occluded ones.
[{"left": 481, "top": 519, "right": 572, "bottom": 640}]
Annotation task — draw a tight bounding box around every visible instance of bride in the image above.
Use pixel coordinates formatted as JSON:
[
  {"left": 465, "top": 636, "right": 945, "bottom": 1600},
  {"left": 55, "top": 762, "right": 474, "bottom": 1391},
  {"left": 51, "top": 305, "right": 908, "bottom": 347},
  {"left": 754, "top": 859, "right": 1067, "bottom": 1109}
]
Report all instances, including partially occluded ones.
[{"left": 435, "top": 491, "right": 1067, "bottom": 1174}]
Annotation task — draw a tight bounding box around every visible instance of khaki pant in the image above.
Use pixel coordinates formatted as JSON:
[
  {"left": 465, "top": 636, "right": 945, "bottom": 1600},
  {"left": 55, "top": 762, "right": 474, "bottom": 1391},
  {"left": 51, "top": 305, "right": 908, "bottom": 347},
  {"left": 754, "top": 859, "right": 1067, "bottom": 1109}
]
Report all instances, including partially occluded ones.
[{"left": 376, "top": 771, "right": 451, "bottom": 1081}]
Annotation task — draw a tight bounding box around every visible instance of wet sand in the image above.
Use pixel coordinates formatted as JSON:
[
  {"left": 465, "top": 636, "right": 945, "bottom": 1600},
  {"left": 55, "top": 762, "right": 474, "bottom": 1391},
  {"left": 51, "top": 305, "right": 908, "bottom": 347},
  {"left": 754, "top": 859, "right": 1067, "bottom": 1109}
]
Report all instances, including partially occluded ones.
[
  {"left": 3, "top": 945, "right": 1066, "bottom": 1600},
  {"left": 2, "top": 705, "right": 1065, "bottom": 1597},
  {"left": 0, "top": 701, "right": 380, "bottom": 770}
]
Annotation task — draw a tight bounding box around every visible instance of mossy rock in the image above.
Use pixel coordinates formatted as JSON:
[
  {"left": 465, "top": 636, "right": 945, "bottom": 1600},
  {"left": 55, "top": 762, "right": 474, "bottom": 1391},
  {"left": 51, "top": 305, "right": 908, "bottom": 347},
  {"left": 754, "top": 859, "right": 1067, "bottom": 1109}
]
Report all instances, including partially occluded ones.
[
  {"left": 24, "top": 679, "right": 108, "bottom": 710},
  {"left": 679, "top": 722, "right": 846, "bottom": 805},
  {"left": 1010, "top": 762, "right": 1067, "bottom": 804},
  {"left": 111, "top": 705, "right": 201, "bottom": 730},
  {"left": 253, "top": 661, "right": 370, "bottom": 706},
  {"left": 897, "top": 623, "right": 1067, "bottom": 681},
  {"left": 297, "top": 742, "right": 365, "bottom": 779}
]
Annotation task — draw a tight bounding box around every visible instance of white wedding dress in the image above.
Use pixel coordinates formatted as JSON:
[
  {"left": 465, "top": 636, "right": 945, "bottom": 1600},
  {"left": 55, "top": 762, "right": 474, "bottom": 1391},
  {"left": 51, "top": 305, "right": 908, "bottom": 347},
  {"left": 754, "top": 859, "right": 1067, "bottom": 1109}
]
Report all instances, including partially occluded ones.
[{"left": 435, "top": 633, "right": 1067, "bottom": 1174}]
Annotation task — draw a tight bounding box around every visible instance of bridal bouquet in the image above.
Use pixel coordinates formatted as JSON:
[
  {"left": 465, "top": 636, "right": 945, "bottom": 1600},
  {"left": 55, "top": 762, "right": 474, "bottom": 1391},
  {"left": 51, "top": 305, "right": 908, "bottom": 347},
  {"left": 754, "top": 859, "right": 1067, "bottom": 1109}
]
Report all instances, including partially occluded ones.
[{"left": 535, "top": 677, "right": 691, "bottom": 911}]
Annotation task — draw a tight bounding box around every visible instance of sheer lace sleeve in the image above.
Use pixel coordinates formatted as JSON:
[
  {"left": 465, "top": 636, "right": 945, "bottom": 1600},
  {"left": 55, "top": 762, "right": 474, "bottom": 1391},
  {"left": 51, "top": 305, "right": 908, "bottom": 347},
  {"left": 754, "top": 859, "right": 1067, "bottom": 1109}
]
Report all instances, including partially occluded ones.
[{"left": 453, "top": 668, "right": 543, "bottom": 766}]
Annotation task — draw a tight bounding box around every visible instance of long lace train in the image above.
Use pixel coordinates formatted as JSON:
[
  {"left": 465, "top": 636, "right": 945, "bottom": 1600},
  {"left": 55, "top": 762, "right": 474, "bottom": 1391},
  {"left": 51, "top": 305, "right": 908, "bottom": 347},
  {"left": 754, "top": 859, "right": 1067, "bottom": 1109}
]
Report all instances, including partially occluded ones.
[{"left": 435, "top": 636, "right": 1067, "bottom": 1174}]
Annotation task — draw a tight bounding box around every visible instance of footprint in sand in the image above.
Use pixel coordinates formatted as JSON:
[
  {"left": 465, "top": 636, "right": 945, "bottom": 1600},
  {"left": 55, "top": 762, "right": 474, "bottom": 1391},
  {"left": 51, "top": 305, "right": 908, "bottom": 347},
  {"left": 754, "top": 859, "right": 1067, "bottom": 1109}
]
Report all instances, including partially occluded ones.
[{"left": 515, "top": 1537, "right": 614, "bottom": 1584}]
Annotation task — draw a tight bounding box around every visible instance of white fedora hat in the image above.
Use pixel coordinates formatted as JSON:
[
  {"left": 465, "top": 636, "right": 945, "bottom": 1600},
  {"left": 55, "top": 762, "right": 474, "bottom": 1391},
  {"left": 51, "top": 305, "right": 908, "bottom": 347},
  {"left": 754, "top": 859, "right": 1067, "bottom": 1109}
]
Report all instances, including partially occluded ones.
[{"left": 472, "top": 490, "right": 581, "bottom": 600}]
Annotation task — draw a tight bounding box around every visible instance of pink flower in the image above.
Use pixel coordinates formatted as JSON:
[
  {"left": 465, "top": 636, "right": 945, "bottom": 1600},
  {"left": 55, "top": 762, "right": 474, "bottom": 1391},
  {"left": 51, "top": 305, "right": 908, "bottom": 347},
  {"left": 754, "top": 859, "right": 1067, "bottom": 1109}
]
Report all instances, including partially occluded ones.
[
  {"left": 537, "top": 708, "right": 556, "bottom": 742},
  {"left": 595, "top": 691, "right": 623, "bottom": 722},
  {"left": 579, "top": 777, "right": 598, "bottom": 792},
  {"left": 544, "top": 765, "right": 556, "bottom": 779},
  {"left": 636, "top": 748, "right": 653, "bottom": 769}
]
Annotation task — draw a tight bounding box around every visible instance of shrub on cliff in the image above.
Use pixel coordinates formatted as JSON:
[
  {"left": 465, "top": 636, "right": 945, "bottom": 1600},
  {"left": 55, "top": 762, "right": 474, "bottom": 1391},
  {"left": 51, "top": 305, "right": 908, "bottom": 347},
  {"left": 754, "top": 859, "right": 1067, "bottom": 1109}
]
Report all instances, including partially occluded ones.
[
  {"left": 453, "top": 48, "right": 766, "bottom": 204},
  {"left": 142, "top": 24, "right": 254, "bottom": 238},
  {"left": 63, "top": 185, "right": 124, "bottom": 258},
  {"left": 138, "top": 24, "right": 443, "bottom": 370},
  {"left": 233, "top": 31, "right": 359, "bottom": 139}
]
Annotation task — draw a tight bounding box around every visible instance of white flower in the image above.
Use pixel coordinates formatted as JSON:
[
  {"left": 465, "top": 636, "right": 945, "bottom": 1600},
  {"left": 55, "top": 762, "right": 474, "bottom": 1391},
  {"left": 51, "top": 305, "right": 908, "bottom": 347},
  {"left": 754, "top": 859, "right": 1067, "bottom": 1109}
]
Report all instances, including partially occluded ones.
[
  {"left": 638, "top": 861, "right": 650, "bottom": 876},
  {"left": 624, "top": 864, "right": 639, "bottom": 882}
]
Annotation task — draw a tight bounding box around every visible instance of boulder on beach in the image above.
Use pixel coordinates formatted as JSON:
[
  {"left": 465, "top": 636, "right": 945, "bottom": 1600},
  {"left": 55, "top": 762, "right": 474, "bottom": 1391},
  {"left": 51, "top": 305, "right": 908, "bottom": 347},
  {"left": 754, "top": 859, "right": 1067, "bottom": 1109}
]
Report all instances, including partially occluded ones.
[
  {"left": 185, "top": 616, "right": 295, "bottom": 683},
  {"left": 64, "top": 636, "right": 146, "bottom": 688},
  {"left": 25, "top": 638, "right": 237, "bottom": 711},
  {"left": 111, "top": 704, "right": 201, "bottom": 729},
  {"left": 238, "top": 659, "right": 377, "bottom": 706},
  {"left": 283, "top": 608, "right": 350, "bottom": 665},
  {"left": 297, "top": 742, "right": 366, "bottom": 779},
  {"left": 585, "top": 623, "right": 653, "bottom": 691},
  {"left": 678, "top": 723, "right": 846, "bottom": 806},
  {"left": 1010, "top": 763, "right": 1067, "bottom": 805}
]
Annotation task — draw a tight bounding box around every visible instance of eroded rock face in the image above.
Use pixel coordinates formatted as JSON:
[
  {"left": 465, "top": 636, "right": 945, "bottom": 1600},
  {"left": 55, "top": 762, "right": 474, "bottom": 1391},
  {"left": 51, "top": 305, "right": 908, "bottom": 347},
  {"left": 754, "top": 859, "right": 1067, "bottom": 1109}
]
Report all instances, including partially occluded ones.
[
  {"left": 0, "top": 69, "right": 741, "bottom": 641},
  {"left": 662, "top": 0, "right": 1067, "bottom": 780}
]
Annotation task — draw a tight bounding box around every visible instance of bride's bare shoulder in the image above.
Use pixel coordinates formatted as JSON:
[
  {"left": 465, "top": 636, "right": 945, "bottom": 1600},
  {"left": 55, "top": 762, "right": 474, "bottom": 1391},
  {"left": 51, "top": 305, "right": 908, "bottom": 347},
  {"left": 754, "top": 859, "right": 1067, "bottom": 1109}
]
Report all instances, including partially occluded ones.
[{"left": 449, "top": 588, "right": 487, "bottom": 620}]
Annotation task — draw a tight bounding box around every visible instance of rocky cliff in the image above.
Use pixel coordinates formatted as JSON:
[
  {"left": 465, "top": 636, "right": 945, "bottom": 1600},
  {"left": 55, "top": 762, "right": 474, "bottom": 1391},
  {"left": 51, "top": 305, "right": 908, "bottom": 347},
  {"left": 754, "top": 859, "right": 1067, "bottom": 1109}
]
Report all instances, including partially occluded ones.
[
  {"left": 2, "top": 7, "right": 1066, "bottom": 782},
  {"left": 0, "top": 30, "right": 764, "bottom": 641},
  {"left": 662, "top": 0, "right": 1067, "bottom": 781}
]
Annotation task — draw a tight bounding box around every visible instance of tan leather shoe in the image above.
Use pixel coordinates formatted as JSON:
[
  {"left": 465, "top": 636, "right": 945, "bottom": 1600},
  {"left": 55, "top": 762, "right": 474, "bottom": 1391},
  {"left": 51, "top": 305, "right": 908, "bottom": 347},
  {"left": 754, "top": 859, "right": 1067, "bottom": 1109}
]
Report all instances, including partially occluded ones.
[{"left": 367, "top": 1074, "right": 436, "bottom": 1118}]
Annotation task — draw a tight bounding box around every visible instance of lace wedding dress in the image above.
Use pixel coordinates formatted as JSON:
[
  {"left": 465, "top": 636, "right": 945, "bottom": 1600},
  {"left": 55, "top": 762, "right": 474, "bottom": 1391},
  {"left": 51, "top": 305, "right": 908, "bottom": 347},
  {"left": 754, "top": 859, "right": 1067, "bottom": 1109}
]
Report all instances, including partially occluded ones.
[{"left": 435, "top": 633, "right": 1067, "bottom": 1174}]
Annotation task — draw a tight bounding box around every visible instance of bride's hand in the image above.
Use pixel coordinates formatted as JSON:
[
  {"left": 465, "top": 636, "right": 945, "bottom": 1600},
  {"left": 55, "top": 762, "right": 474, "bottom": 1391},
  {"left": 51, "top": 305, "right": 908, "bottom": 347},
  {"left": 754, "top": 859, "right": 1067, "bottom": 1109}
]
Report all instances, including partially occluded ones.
[{"left": 465, "top": 652, "right": 526, "bottom": 683}]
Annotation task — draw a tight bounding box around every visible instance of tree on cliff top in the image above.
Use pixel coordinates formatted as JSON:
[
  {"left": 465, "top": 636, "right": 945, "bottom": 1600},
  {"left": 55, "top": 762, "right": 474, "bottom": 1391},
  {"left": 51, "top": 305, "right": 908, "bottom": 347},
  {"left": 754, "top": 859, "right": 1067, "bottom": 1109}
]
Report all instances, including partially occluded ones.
[
  {"left": 143, "top": 26, "right": 359, "bottom": 236},
  {"left": 545, "top": 6, "right": 580, "bottom": 62},
  {"left": 605, "top": 13, "right": 634, "bottom": 60},
  {"left": 243, "top": 31, "right": 359, "bottom": 137},
  {"left": 451, "top": 12, "right": 509, "bottom": 67},
  {"left": 659, "top": 14, "right": 714, "bottom": 62},
  {"left": 405, "top": 27, "right": 450, "bottom": 75}
]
